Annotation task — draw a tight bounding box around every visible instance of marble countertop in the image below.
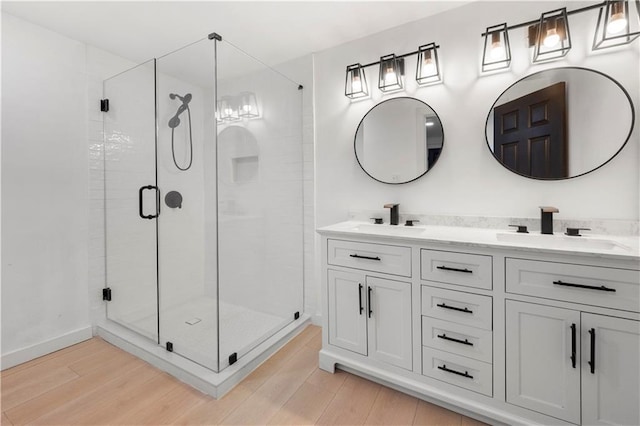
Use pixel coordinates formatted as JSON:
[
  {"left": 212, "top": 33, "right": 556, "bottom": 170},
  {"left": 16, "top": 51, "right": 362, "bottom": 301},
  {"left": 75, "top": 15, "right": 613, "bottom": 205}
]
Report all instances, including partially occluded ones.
[{"left": 317, "top": 221, "right": 640, "bottom": 262}]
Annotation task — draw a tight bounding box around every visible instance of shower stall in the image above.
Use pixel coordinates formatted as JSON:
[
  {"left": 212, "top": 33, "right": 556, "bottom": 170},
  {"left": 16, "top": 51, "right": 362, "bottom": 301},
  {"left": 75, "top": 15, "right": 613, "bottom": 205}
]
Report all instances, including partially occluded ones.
[{"left": 99, "top": 34, "right": 304, "bottom": 390}]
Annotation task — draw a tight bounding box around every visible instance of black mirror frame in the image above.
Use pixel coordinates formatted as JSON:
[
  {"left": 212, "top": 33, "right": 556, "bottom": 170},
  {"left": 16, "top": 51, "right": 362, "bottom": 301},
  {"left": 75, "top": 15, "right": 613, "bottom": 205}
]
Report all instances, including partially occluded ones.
[
  {"left": 485, "top": 66, "right": 635, "bottom": 181},
  {"left": 354, "top": 96, "right": 445, "bottom": 185}
]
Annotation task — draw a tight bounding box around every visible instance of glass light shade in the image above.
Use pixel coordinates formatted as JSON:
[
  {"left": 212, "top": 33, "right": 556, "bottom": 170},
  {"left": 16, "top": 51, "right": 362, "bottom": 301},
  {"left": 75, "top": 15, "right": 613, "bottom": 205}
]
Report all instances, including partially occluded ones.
[
  {"left": 532, "top": 8, "right": 571, "bottom": 63},
  {"left": 216, "top": 101, "right": 224, "bottom": 124},
  {"left": 238, "top": 92, "right": 259, "bottom": 118},
  {"left": 378, "top": 54, "right": 404, "bottom": 92},
  {"left": 482, "top": 23, "right": 511, "bottom": 72},
  {"left": 415, "top": 43, "right": 442, "bottom": 86},
  {"left": 593, "top": 0, "right": 640, "bottom": 50},
  {"left": 219, "top": 96, "right": 239, "bottom": 121},
  {"left": 345, "top": 63, "right": 369, "bottom": 99}
]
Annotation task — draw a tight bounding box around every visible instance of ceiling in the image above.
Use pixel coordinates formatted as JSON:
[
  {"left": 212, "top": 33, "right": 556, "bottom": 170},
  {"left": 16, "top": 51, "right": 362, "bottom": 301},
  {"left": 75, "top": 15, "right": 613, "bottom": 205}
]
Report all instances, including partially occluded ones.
[{"left": 1, "top": 1, "right": 472, "bottom": 68}]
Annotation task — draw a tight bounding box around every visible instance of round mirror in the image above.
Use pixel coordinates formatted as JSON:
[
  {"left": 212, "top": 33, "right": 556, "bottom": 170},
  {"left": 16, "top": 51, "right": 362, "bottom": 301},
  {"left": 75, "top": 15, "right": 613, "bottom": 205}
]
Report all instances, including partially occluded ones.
[
  {"left": 355, "top": 97, "right": 444, "bottom": 184},
  {"left": 486, "top": 67, "right": 634, "bottom": 180}
]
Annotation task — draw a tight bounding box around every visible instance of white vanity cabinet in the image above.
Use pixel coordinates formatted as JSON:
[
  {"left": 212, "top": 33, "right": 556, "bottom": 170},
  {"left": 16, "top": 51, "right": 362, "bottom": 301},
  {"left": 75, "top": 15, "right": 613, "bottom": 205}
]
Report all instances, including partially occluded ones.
[
  {"left": 326, "top": 239, "right": 413, "bottom": 370},
  {"left": 506, "top": 301, "right": 640, "bottom": 425},
  {"left": 318, "top": 223, "right": 640, "bottom": 426}
]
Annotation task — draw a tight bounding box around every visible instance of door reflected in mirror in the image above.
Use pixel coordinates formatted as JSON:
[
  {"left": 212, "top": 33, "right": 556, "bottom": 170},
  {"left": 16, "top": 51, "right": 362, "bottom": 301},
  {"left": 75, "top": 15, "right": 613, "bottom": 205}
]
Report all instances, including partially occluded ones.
[
  {"left": 355, "top": 97, "right": 444, "bottom": 184},
  {"left": 486, "top": 67, "right": 634, "bottom": 180}
]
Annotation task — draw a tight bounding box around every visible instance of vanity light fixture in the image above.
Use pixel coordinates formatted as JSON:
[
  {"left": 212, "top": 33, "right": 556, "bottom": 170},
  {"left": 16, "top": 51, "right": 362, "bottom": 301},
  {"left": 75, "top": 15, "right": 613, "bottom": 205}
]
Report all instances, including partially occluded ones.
[
  {"left": 416, "top": 43, "right": 442, "bottom": 85},
  {"left": 481, "top": 23, "right": 511, "bottom": 72},
  {"left": 343, "top": 43, "right": 443, "bottom": 99},
  {"left": 530, "top": 8, "right": 571, "bottom": 63},
  {"left": 593, "top": 0, "right": 640, "bottom": 50},
  {"left": 215, "top": 101, "right": 224, "bottom": 124},
  {"left": 345, "top": 63, "right": 369, "bottom": 99},
  {"left": 238, "top": 92, "right": 259, "bottom": 118},
  {"left": 219, "top": 96, "right": 239, "bottom": 121},
  {"left": 378, "top": 54, "right": 404, "bottom": 92},
  {"left": 479, "top": 2, "right": 640, "bottom": 70}
]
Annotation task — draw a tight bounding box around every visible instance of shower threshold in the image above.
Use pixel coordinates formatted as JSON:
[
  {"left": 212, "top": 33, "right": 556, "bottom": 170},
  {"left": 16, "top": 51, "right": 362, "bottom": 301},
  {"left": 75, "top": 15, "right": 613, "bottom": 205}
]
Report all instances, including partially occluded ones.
[{"left": 96, "top": 314, "right": 311, "bottom": 398}]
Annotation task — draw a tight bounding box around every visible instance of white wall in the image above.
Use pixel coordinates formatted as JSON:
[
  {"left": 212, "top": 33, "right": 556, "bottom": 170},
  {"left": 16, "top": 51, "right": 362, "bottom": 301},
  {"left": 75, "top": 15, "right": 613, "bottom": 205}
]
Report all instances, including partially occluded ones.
[
  {"left": 314, "top": 1, "right": 639, "bottom": 230},
  {"left": 1, "top": 13, "right": 91, "bottom": 367}
]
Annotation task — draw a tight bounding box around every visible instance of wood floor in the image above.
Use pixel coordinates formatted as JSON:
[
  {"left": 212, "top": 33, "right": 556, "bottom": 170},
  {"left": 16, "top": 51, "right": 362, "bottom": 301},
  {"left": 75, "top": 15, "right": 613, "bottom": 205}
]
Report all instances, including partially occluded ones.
[{"left": 1, "top": 325, "right": 487, "bottom": 425}]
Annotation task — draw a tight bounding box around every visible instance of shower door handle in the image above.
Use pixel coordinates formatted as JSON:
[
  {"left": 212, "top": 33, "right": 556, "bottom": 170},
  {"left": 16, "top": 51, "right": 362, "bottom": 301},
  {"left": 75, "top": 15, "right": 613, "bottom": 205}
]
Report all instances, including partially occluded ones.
[{"left": 139, "top": 185, "right": 160, "bottom": 219}]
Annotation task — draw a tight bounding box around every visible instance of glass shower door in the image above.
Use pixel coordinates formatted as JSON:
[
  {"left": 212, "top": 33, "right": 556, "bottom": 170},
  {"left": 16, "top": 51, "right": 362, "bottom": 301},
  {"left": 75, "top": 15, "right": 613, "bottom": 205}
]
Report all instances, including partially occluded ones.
[{"left": 104, "top": 60, "right": 159, "bottom": 342}]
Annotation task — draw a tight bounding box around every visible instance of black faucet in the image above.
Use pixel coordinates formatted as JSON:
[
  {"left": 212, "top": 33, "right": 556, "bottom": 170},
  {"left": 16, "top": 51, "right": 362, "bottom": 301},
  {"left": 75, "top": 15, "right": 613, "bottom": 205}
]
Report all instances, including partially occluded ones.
[
  {"left": 384, "top": 204, "right": 399, "bottom": 225},
  {"left": 540, "top": 206, "right": 559, "bottom": 235}
]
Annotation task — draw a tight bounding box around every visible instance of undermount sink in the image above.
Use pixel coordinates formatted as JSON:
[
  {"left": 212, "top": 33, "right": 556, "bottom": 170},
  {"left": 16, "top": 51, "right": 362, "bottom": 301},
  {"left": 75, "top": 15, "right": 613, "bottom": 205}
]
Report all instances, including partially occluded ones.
[
  {"left": 496, "top": 232, "right": 631, "bottom": 252},
  {"left": 349, "top": 223, "right": 426, "bottom": 235}
]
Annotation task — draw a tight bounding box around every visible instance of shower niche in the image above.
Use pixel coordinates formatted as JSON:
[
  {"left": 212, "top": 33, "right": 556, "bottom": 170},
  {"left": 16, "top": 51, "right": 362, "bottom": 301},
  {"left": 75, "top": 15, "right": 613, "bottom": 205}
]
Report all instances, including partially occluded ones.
[{"left": 102, "top": 35, "right": 304, "bottom": 376}]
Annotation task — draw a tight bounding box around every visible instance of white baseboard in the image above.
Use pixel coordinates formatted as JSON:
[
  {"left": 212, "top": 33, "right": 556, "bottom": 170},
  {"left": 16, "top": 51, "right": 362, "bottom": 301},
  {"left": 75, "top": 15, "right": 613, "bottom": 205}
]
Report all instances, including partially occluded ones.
[
  {"left": 1, "top": 326, "right": 93, "bottom": 370},
  {"left": 311, "top": 314, "right": 322, "bottom": 326}
]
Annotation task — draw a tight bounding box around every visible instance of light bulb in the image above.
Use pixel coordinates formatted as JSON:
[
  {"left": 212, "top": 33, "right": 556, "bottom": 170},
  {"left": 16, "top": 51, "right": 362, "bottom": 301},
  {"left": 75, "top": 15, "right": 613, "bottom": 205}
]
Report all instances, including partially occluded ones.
[
  {"left": 490, "top": 41, "right": 504, "bottom": 59},
  {"left": 242, "top": 104, "right": 251, "bottom": 113},
  {"left": 351, "top": 75, "right": 362, "bottom": 93},
  {"left": 607, "top": 13, "right": 627, "bottom": 34},
  {"left": 489, "top": 32, "right": 504, "bottom": 59},
  {"left": 543, "top": 28, "right": 560, "bottom": 48},
  {"left": 384, "top": 66, "right": 397, "bottom": 85},
  {"left": 422, "top": 58, "right": 436, "bottom": 76}
]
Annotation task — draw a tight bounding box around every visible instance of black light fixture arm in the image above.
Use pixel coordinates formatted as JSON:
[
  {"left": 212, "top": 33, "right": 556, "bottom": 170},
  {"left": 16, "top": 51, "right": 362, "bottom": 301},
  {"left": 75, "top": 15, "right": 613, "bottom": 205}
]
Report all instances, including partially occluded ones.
[
  {"left": 480, "top": 1, "right": 606, "bottom": 36},
  {"left": 356, "top": 45, "right": 441, "bottom": 70}
]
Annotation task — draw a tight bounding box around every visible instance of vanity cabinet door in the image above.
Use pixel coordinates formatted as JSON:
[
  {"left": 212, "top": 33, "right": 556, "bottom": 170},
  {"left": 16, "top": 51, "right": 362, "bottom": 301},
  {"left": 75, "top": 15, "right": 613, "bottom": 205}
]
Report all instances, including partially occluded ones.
[
  {"left": 581, "top": 313, "right": 640, "bottom": 426},
  {"left": 505, "top": 301, "right": 580, "bottom": 424},
  {"left": 366, "top": 276, "right": 412, "bottom": 370},
  {"left": 327, "top": 269, "right": 367, "bottom": 355}
]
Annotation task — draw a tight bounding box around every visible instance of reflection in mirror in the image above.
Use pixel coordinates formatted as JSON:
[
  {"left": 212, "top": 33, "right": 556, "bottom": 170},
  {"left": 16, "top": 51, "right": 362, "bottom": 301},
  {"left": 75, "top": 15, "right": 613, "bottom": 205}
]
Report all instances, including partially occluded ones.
[
  {"left": 486, "top": 67, "right": 634, "bottom": 180},
  {"left": 355, "top": 97, "right": 444, "bottom": 184}
]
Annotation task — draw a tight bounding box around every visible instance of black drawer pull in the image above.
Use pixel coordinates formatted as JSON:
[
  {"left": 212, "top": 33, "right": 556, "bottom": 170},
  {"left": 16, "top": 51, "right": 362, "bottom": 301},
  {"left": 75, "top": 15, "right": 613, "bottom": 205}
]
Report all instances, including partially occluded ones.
[
  {"left": 436, "top": 303, "right": 473, "bottom": 314},
  {"left": 438, "top": 364, "right": 474, "bottom": 379},
  {"left": 588, "top": 328, "right": 596, "bottom": 374},
  {"left": 437, "top": 334, "right": 473, "bottom": 346},
  {"left": 350, "top": 254, "right": 381, "bottom": 261},
  {"left": 553, "top": 280, "right": 616, "bottom": 292},
  {"left": 570, "top": 323, "right": 576, "bottom": 369},
  {"left": 358, "top": 284, "right": 363, "bottom": 315},
  {"left": 368, "top": 286, "right": 373, "bottom": 318},
  {"left": 437, "top": 265, "right": 472, "bottom": 274}
]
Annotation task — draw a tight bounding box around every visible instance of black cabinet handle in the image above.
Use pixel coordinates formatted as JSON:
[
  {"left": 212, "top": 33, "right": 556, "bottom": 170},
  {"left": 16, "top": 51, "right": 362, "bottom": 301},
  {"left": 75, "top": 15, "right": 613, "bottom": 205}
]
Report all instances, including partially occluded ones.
[
  {"left": 570, "top": 323, "right": 576, "bottom": 368},
  {"left": 437, "top": 334, "right": 473, "bottom": 346},
  {"left": 139, "top": 185, "right": 160, "bottom": 219},
  {"left": 438, "top": 364, "right": 474, "bottom": 379},
  {"left": 350, "top": 254, "right": 381, "bottom": 261},
  {"left": 358, "top": 284, "right": 363, "bottom": 315},
  {"left": 588, "top": 328, "right": 596, "bottom": 374},
  {"left": 436, "top": 303, "right": 473, "bottom": 314},
  {"left": 437, "top": 265, "right": 472, "bottom": 274},
  {"left": 368, "top": 286, "right": 373, "bottom": 318},
  {"left": 553, "top": 280, "right": 616, "bottom": 292}
]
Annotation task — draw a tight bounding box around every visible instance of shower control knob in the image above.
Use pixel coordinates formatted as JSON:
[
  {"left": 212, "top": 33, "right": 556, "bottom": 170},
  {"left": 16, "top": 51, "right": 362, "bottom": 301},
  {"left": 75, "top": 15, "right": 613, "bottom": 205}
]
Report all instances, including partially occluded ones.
[{"left": 165, "top": 191, "right": 183, "bottom": 209}]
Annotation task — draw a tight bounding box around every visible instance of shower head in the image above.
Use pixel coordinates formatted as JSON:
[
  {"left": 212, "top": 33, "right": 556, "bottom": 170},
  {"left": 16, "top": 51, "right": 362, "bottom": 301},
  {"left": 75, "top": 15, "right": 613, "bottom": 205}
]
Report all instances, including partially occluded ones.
[{"left": 169, "top": 93, "right": 192, "bottom": 104}]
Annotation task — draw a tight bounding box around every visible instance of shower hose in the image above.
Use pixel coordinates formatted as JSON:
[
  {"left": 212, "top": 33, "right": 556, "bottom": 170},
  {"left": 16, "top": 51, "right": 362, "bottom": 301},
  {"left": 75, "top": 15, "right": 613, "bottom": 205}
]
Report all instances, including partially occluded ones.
[{"left": 171, "top": 105, "right": 193, "bottom": 171}]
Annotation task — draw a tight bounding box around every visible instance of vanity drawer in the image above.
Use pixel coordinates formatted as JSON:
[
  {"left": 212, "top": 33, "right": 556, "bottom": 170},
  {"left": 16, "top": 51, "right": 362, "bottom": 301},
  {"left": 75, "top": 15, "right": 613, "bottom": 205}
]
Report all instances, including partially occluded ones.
[
  {"left": 506, "top": 258, "right": 640, "bottom": 312},
  {"left": 422, "top": 347, "right": 493, "bottom": 397},
  {"left": 421, "top": 286, "right": 492, "bottom": 330},
  {"left": 422, "top": 317, "right": 492, "bottom": 363},
  {"left": 328, "top": 239, "right": 411, "bottom": 277},
  {"left": 421, "top": 249, "right": 492, "bottom": 290}
]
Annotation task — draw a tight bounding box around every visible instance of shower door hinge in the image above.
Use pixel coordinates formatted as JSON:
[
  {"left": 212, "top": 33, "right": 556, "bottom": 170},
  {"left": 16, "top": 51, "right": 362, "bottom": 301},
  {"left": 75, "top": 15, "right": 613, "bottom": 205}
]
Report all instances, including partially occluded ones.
[
  {"left": 166, "top": 342, "right": 173, "bottom": 352},
  {"left": 100, "top": 99, "right": 109, "bottom": 112},
  {"left": 294, "top": 311, "right": 300, "bottom": 320},
  {"left": 229, "top": 352, "right": 238, "bottom": 365},
  {"left": 102, "top": 287, "right": 112, "bottom": 301}
]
